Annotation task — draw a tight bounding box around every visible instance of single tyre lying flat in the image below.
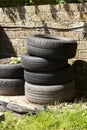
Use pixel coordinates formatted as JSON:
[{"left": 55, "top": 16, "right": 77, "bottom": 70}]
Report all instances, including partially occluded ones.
[
  {"left": 0, "top": 58, "right": 24, "bottom": 78},
  {"left": 21, "top": 54, "right": 68, "bottom": 72},
  {"left": 0, "top": 79, "right": 24, "bottom": 96},
  {"left": 28, "top": 34, "right": 77, "bottom": 60},
  {"left": 24, "top": 65, "right": 73, "bottom": 85},
  {"left": 25, "top": 80, "right": 76, "bottom": 104}
]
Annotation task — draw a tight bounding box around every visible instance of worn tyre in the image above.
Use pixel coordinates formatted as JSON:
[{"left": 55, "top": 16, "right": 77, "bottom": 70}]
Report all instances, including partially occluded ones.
[
  {"left": 24, "top": 65, "right": 73, "bottom": 85},
  {"left": 21, "top": 54, "right": 68, "bottom": 72},
  {"left": 27, "top": 34, "right": 77, "bottom": 60},
  {"left": 0, "top": 79, "right": 24, "bottom": 96},
  {"left": 0, "top": 58, "right": 24, "bottom": 78},
  {"left": 25, "top": 80, "right": 76, "bottom": 104}
]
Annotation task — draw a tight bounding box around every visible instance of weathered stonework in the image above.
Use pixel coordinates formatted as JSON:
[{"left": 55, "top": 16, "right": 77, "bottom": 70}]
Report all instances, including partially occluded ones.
[
  {"left": 0, "top": 4, "right": 87, "bottom": 96},
  {"left": 0, "top": 4, "right": 87, "bottom": 57}
]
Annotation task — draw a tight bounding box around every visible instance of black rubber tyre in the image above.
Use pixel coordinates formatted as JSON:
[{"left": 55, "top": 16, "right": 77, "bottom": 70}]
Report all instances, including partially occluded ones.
[
  {"left": 76, "top": 90, "right": 87, "bottom": 99},
  {"left": 0, "top": 58, "right": 24, "bottom": 78},
  {"left": 24, "top": 65, "right": 73, "bottom": 85},
  {"left": 27, "top": 34, "right": 77, "bottom": 60},
  {"left": 0, "top": 79, "right": 24, "bottom": 96},
  {"left": 75, "top": 77, "right": 87, "bottom": 91},
  {"left": 25, "top": 80, "right": 76, "bottom": 104},
  {"left": 21, "top": 54, "right": 68, "bottom": 72}
]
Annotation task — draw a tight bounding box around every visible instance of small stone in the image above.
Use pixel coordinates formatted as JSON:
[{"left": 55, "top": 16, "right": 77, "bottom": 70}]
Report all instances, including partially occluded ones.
[
  {"left": 6, "top": 103, "right": 29, "bottom": 114},
  {"left": 6, "top": 103, "right": 36, "bottom": 115},
  {"left": 0, "top": 106, "right": 6, "bottom": 112},
  {"left": 0, "top": 101, "right": 8, "bottom": 108},
  {"left": 35, "top": 105, "right": 47, "bottom": 112}
]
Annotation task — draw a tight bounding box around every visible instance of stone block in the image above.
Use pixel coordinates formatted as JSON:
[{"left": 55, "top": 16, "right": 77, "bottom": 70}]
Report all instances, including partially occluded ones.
[
  {"left": 77, "top": 50, "right": 87, "bottom": 59},
  {"left": 78, "top": 32, "right": 87, "bottom": 41},
  {"left": 63, "top": 31, "right": 78, "bottom": 40},
  {"left": 80, "top": 12, "right": 87, "bottom": 22},
  {"left": 80, "top": 3, "right": 87, "bottom": 12},
  {"left": 59, "top": 4, "right": 81, "bottom": 12},
  {"left": 78, "top": 41, "right": 87, "bottom": 49}
]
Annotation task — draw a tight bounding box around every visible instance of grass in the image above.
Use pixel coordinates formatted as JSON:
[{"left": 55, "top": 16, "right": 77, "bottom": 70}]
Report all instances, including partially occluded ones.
[{"left": 0, "top": 102, "right": 87, "bottom": 130}]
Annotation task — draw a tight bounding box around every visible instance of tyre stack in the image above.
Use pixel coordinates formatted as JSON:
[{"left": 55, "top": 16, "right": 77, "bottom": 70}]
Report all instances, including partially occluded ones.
[
  {"left": 0, "top": 58, "right": 24, "bottom": 96},
  {"left": 22, "top": 34, "right": 77, "bottom": 104}
]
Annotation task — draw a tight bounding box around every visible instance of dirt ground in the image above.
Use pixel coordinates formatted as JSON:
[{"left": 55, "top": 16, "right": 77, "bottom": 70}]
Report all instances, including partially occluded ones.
[{"left": 0, "top": 95, "right": 41, "bottom": 110}]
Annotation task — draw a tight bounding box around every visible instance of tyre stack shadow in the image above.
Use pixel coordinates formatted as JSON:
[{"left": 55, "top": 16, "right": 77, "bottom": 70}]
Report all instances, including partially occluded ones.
[
  {"left": 22, "top": 34, "right": 77, "bottom": 104},
  {"left": 0, "top": 26, "right": 17, "bottom": 58},
  {"left": 72, "top": 60, "right": 87, "bottom": 100}
]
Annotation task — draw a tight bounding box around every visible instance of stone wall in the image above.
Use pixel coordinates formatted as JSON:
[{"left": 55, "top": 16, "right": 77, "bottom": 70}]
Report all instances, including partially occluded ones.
[{"left": 0, "top": 4, "right": 87, "bottom": 95}]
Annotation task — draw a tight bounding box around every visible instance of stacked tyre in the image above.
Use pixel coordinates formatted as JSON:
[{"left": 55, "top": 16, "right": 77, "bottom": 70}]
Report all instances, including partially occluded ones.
[
  {"left": 0, "top": 58, "right": 24, "bottom": 96},
  {"left": 22, "top": 34, "right": 77, "bottom": 104}
]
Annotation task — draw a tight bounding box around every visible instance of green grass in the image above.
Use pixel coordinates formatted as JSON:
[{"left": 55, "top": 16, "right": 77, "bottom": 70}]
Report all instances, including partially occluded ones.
[{"left": 0, "top": 102, "right": 87, "bottom": 130}]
